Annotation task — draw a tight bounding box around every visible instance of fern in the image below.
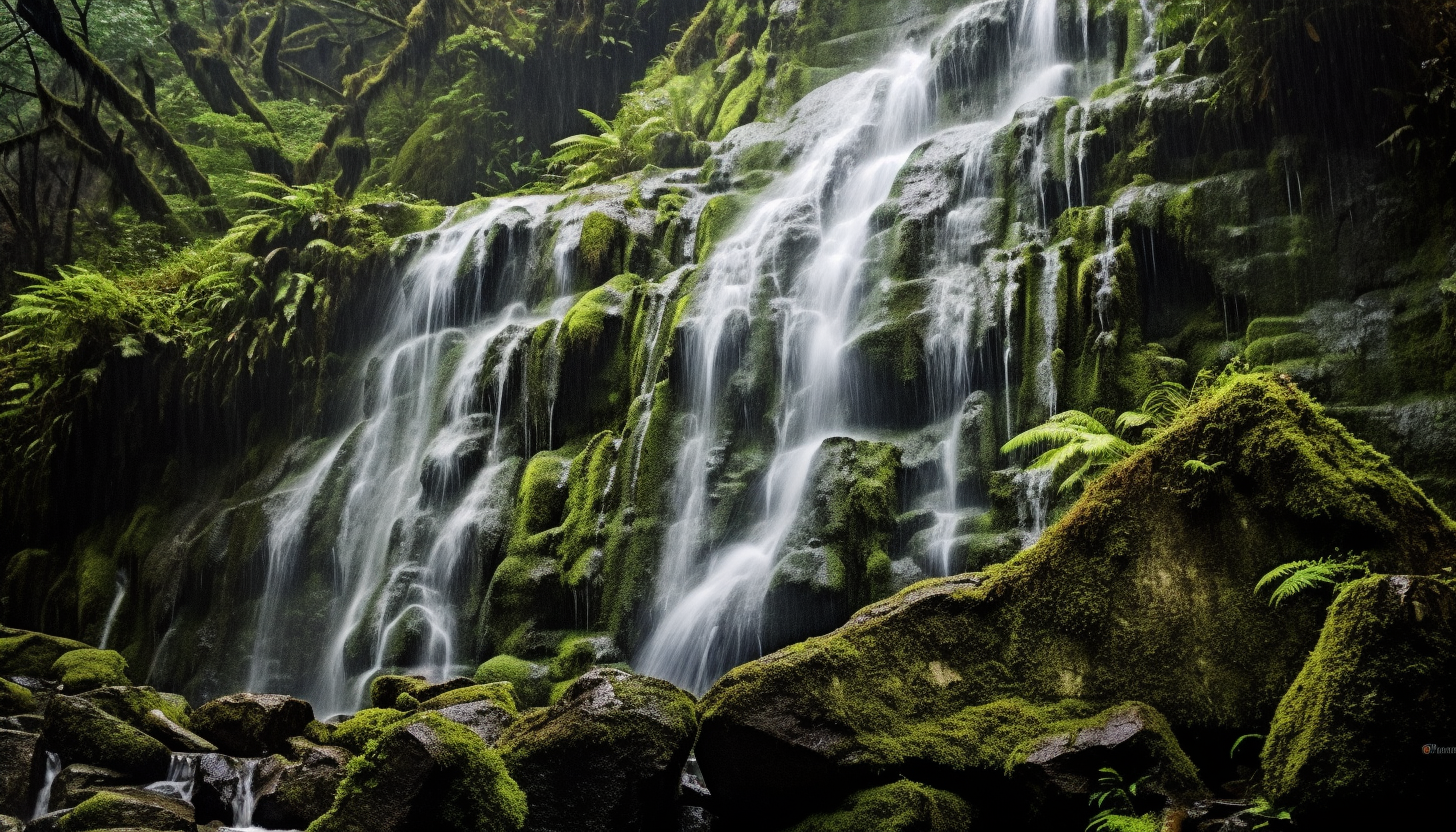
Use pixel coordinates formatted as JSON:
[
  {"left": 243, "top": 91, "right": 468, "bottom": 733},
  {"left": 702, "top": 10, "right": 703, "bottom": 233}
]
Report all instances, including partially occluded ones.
[
  {"left": 1255, "top": 554, "right": 1369, "bottom": 606},
  {"left": 1183, "top": 457, "right": 1224, "bottom": 475},
  {"left": 1003, "top": 411, "right": 1135, "bottom": 494}
]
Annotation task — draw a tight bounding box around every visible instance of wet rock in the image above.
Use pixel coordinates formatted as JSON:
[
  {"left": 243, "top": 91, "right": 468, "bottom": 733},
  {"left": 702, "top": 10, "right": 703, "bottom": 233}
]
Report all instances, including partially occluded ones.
[
  {"left": 434, "top": 699, "right": 518, "bottom": 746},
  {"left": 1261, "top": 575, "right": 1456, "bottom": 827},
  {"left": 0, "top": 729, "right": 37, "bottom": 816},
  {"left": 694, "top": 378, "right": 1456, "bottom": 824},
  {"left": 311, "top": 712, "right": 526, "bottom": 832},
  {"left": 140, "top": 709, "right": 215, "bottom": 753},
  {"left": 47, "top": 764, "right": 129, "bottom": 813},
  {"left": 41, "top": 696, "right": 170, "bottom": 780},
  {"left": 50, "top": 649, "right": 130, "bottom": 693},
  {"left": 252, "top": 741, "right": 351, "bottom": 830},
  {"left": 368, "top": 674, "right": 428, "bottom": 710},
  {"left": 0, "top": 714, "right": 42, "bottom": 732},
  {"left": 190, "top": 693, "right": 314, "bottom": 756},
  {"left": 498, "top": 668, "right": 698, "bottom": 832},
  {"left": 54, "top": 787, "right": 194, "bottom": 831},
  {"left": 0, "top": 814, "right": 21, "bottom": 832},
  {"left": 474, "top": 656, "right": 552, "bottom": 708},
  {"left": 192, "top": 753, "right": 252, "bottom": 826},
  {"left": 0, "top": 678, "right": 34, "bottom": 715},
  {"left": 0, "top": 629, "right": 90, "bottom": 678},
  {"left": 415, "top": 676, "right": 478, "bottom": 704}
]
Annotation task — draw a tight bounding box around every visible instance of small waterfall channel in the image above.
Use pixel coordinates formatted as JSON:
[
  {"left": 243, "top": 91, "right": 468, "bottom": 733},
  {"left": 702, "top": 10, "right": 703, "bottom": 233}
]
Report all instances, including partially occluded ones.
[{"left": 636, "top": 0, "right": 1114, "bottom": 693}]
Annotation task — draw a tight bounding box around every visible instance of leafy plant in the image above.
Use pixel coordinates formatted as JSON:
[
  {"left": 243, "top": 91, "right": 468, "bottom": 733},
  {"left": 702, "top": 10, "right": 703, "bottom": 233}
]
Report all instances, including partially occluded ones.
[
  {"left": 1230, "top": 732, "right": 1264, "bottom": 757},
  {"left": 1183, "top": 457, "right": 1225, "bottom": 475},
  {"left": 1003, "top": 410, "right": 1136, "bottom": 494},
  {"left": 1255, "top": 552, "right": 1369, "bottom": 606},
  {"left": 547, "top": 108, "right": 670, "bottom": 188},
  {"left": 1086, "top": 768, "right": 1157, "bottom": 832}
]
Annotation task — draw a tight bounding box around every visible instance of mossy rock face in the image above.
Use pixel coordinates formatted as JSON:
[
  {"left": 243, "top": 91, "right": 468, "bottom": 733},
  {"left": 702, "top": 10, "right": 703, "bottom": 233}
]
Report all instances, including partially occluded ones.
[
  {"left": 76, "top": 685, "right": 191, "bottom": 731},
  {"left": 41, "top": 695, "right": 171, "bottom": 780},
  {"left": 0, "top": 678, "right": 33, "bottom": 715},
  {"left": 0, "top": 728, "right": 37, "bottom": 817},
  {"left": 253, "top": 741, "right": 353, "bottom": 830},
  {"left": 46, "top": 765, "right": 129, "bottom": 816},
  {"left": 475, "top": 656, "right": 552, "bottom": 708},
  {"left": 0, "top": 628, "right": 90, "bottom": 678},
  {"left": 1261, "top": 575, "right": 1456, "bottom": 826},
  {"left": 418, "top": 682, "right": 520, "bottom": 744},
  {"left": 695, "top": 376, "right": 1456, "bottom": 823},
  {"left": 190, "top": 692, "right": 315, "bottom": 757},
  {"left": 782, "top": 780, "right": 972, "bottom": 832},
  {"left": 307, "top": 712, "right": 527, "bottom": 832},
  {"left": 56, "top": 787, "right": 194, "bottom": 832},
  {"left": 497, "top": 668, "right": 697, "bottom": 832},
  {"left": 51, "top": 649, "right": 130, "bottom": 693}
]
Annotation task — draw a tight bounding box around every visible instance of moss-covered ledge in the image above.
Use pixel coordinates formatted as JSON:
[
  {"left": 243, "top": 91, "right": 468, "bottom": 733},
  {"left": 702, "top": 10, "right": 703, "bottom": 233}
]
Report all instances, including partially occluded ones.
[{"left": 694, "top": 375, "right": 1456, "bottom": 822}]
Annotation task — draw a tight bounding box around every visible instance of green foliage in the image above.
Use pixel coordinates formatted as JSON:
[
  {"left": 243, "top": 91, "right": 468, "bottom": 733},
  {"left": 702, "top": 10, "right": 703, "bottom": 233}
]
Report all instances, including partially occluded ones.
[
  {"left": 1003, "top": 410, "right": 1136, "bottom": 493},
  {"left": 1255, "top": 554, "right": 1369, "bottom": 607},
  {"left": 548, "top": 109, "right": 669, "bottom": 189},
  {"left": 1086, "top": 767, "right": 1157, "bottom": 832},
  {"left": 1183, "top": 457, "right": 1225, "bottom": 475},
  {"left": 783, "top": 780, "right": 972, "bottom": 832}
]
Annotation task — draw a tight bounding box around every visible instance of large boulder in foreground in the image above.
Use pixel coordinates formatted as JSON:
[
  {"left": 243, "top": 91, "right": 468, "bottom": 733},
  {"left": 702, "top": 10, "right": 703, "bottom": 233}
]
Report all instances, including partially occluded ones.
[
  {"left": 52, "top": 787, "right": 194, "bottom": 831},
  {"left": 308, "top": 712, "right": 526, "bottom": 832},
  {"left": 695, "top": 376, "right": 1456, "bottom": 824},
  {"left": 41, "top": 695, "right": 170, "bottom": 780},
  {"left": 191, "top": 692, "right": 314, "bottom": 756},
  {"left": 1261, "top": 574, "right": 1456, "bottom": 826},
  {"left": 253, "top": 740, "right": 353, "bottom": 830},
  {"left": 498, "top": 668, "right": 697, "bottom": 832}
]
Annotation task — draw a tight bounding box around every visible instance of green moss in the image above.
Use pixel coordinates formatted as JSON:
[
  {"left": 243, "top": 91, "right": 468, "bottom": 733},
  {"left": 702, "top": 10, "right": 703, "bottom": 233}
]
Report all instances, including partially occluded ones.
[
  {"left": 369, "top": 675, "right": 429, "bottom": 710},
  {"left": 474, "top": 655, "right": 552, "bottom": 708},
  {"left": 0, "top": 628, "right": 90, "bottom": 677},
  {"left": 697, "top": 376, "right": 1456, "bottom": 809},
  {"left": 51, "top": 648, "right": 130, "bottom": 693},
  {"left": 1245, "top": 316, "right": 1304, "bottom": 343},
  {"left": 328, "top": 707, "right": 411, "bottom": 755},
  {"left": 308, "top": 712, "right": 526, "bottom": 832},
  {"left": 58, "top": 790, "right": 190, "bottom": 832},
  {"left": 0, "top": 676, "right": 34, "bottom": 714},
  {"left": 1244, "top": 332, "right": 1320, "bottom": 367},
  {"left": 78, "top": 684, "right": 191, "bottom": 729},
  {"left": 420, "top": 682, "right": 519, "bottom": 714},
  {"left": 576, "top": 212, "right": 630, "bottom": 289},
  {"left": 710, "top": 62, "right": 767, "bottom": 140},
  {"left": 694, "top": 194, "right": 747, "bottom": 261},
  {"left": 43, "top": 694, "right": 171, "bottom": 778},
  {"left": 783, "top": 780, "right": 972, "bottom": 832},
  {"left": 1260, "top": 575, "right": 1456, "bottom": 824}
]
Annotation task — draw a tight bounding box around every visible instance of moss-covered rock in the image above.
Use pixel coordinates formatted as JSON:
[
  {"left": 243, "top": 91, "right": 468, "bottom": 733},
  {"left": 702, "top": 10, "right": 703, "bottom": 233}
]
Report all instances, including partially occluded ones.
[
  {"left": 253, "top": 741, "right": 353, "bottom": 830},
  {"left": 50, "top": 649, "right": 130, "bottom": 693},
  {"left": 475, "top": 655, "right": 552, "bottom": 708},
  {"left": 56, "top": 787, "right": 194, "bottom": 832},
  {"left": 41, "top": 695, "right": 170, "bottom": 780},
  {"left": 695, "top": 375, "right": 1456, "bottom": 823},
  {"left": 369, "top": 674, "right": 430, "bottom": 710},
  {"left": 0, "top": 628, "right": 90, "bottom": 678},
  {"left": 190, "top": 692, "right": 315, "bottom": 756},
  {"left": 0, "top": 678, "right": 33, "bottom": 715},
  {"left": 498, "top": 668, "right": 697, "bottom": 832},
  {"left": 1260, "top": 574, "right": 1456, "bottom": 826},
  {"left": 46, "top": 765, "right": 128, "bottom": 815},
  {"left": 782, "top": 780, "right": 972, "bottom": 832},
  {"left": 307, "top": 712, "right": 527, "bottom": 832},
  {"left": 321, "top": 707, "right": 411, "bottom": 755}
]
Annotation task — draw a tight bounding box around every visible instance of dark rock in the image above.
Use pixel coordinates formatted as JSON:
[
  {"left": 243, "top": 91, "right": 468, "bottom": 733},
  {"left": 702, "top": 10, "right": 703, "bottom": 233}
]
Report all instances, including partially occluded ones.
[
  {"left": 24, "top": 808, "right": 67, "bottom": 832},
  {"left": 1261, "top": 575, "right": 1456, "bottom": 827},
  {"left": 0, "top": 813, "right": 21, "bottom": 832},
  {"left": 0, "top": 678, "right": 34, "bottom": 716},
  {"left": 41, "top": 696, "right": 169, "bottom": 780},
  {"left": 192, "top": 753, "right": 262, "bottom": 826},
  {"left": 0, "top": 714, "right": 42, "bottom": 732},
  {"left": 435, "top": 700, "right": 517, "bottom": 745},
  {"left": 190, "top": 693, "right": 314, "bottom": 756},
  {"left": 310, "top": 712, "right": 526, "bottom": 832},
  {"left": 252, "top": 741, "right": 351, "bottom": 830},
  {"left": 678, "top": 806, "right": 713, "bottom": 832},
  {"left": 48, "top": 764, "right": 129, "bottom": 813},
  {"left": 0, "top": 729, "right": 37, "bottom": 816},
  {"left": 141, "top": 709, "right": 215, "bottom": 753},
  {"left": 415, "top": 677, "right": 477, "bottom": 704},
  {"left": 498, "top": 668, "right": 698, "bottom": 832},
  {"left": 56, "top": 787, "right": 194, "bottom": 831}
]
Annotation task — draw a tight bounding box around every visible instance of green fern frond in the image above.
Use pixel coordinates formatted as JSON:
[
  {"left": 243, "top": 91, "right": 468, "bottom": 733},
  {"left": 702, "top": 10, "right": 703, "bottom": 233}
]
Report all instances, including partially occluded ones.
[
  {"left": 1183, "top": 458, "right": 1224, "bottom": 475},
  {"left": 1256, "top": 555, "right": 1368, "bottom": 606}
]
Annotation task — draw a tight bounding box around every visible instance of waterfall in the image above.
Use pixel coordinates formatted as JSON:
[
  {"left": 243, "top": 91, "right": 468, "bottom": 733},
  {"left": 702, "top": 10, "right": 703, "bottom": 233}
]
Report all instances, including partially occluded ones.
[
  {"left": 228, "top": 758, "right": 260, "bottom": 830},
  {"left": 245, "top": 196, "right": 567, "bottom": 714},
  {"left": 30, "top": 751, "right": 60, "bottom": 820},
  {"left": 146, "top": 753, "right": 199, "bottom": 804},
  {"left": 97, "top": 569, "right": 127, "bottom": 650}
]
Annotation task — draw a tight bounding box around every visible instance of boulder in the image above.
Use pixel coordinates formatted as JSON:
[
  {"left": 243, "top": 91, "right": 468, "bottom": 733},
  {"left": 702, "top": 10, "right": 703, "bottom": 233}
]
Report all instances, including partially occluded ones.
[
  {"left": 782, "top": 781, "right": 972, "bottom": 832},
  {"left": 252, "top": 741, "right": 351, "bottom": 830},
  {"left": 415, "top": 676, "right": 478, "bottom": 704},
  {"left": 0, "top": 729, "right": 37, "bottom": 816},
  {"left": 76, "top": 687, "right": 190, "bottom": 728},
  {"left": 50, "top": 650, "right": 130, "bottom": 693},
  {"left": 1261, "top": 575, "right": 1456, "bottom": 827},
  {"left": 190, "top": 693, "right": 314, "bottom": 756},
  {"left": 139, "top": 709, "right": 215, "bottom": 753},
  {"left": 474, "top": 656, "right": 551, "bottom": 708},
  {"left": 54, "top": 787, "right": 194, "bottom": 831},
  {"left": 41, "top": 696, "right": 169, "bottom": 780},
  {"left": 309, "top": 712, "right": 526, "bottom": 832},
  {"left": 322, "top": 707, "right": 410, "bottom": 754},
  {"left": 693, "top": 377, "right": 1456, "bottom": 825},
  {"left": 0, "top": 678, "right": 33, "bottom": 715},
  {"left": 419, "top": 683, "right": 518, "bottom": 744},
  {"left": 47, "top": 765, "right": 128, "bottom": 814},
  {"left": 368, "top": 675, "right": 428, "bottom": 710},
  {"left": 0, "top": 814, "right": 20, "bottom": 832},
  {"left": 0, "top": 629, "right": 90, "bottom": 678},
  {"left": 191, "top": 753, "right": 253, "bottom": 826},
  {"left": 498, "top": 668, "right": 697, "bottom": 832}
]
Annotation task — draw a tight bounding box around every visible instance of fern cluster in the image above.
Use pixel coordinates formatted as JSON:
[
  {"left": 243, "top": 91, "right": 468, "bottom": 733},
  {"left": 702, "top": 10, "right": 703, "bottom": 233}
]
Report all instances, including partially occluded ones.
[{"left": 1255, "top": 554, "right": 1369, "bottom": 606}]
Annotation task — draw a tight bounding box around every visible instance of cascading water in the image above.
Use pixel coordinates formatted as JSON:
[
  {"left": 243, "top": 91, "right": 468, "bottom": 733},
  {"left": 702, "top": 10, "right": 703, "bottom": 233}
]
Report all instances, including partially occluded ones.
[
  {"left": 638, "top": 0, "right": 1108, "bottom": 693},
  {"left": 30, "top": 750, "right": 61, "bottom": 820},
  {"left": 146, "top": 753, "right": 200, "bottom": 804},
  {"left": 246, "top": 197, "right": 568, "bottom": 714},
  {"left": 97, "top": 569, "right": 127, "bottom": 650}
]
